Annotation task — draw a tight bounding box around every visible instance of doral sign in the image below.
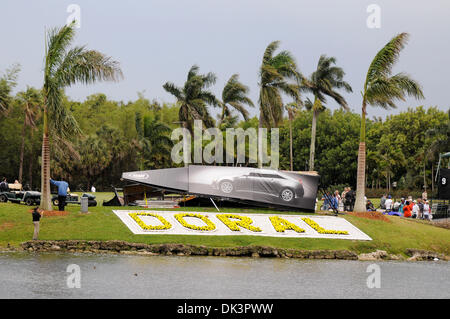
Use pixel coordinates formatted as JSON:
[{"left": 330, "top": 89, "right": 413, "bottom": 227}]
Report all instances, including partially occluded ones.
[{"left": 122, "top": 166, "right": 320, "bottom": 211}]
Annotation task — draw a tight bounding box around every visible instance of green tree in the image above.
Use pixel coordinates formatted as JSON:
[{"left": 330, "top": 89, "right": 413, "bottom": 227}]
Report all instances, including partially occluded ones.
[
  {"left": 142, "top": 115, "right": 172, "bottom": 168},
  {"left": 354, "top": 33, "right": 424, "bottom": 212},
  {"left": 301, "top": 55, "right": 352, "bottom": 171},
  {"left": 163, "top": 65, "right": 218, "bottom": 132},
  {"left": 284, "top": 102, "right": 301, "bottom": 171},
  {"left": 258, "top": 41, "right": 301, "bottom": 167},
  {"left": 0, "top": 64, "right": 20, "bottom": 115},
  {"left": 40, "top": 22, "right": 122, "bottom": 210},
  {"left": 219, "top": 74, "right": 254, "bottom": 124},
  {"left": 16, "top": 87, "right": 42, "bottom": 183}
]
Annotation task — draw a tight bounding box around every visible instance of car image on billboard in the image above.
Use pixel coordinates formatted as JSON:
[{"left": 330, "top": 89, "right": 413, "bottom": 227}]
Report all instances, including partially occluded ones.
[
  {"left": 188, "top": 166, "right": 318, "bottom": 210},
  {"left": 212, "top": 170, "right": 304, "bottom": 203}
]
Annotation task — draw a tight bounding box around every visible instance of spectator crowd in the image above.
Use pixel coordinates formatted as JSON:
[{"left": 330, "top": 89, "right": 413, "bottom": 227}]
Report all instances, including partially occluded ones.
[{"left": 320, "top": 188, "right": 432, "bottom": 220}]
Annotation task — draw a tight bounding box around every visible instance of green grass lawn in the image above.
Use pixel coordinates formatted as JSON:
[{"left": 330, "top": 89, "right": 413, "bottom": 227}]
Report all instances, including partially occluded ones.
[{"left": 0, "top": 197, "right": 449, "bottom": 256}]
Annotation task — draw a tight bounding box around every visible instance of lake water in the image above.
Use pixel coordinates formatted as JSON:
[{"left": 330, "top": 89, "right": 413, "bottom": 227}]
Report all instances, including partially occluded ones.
[{"left": 0, "top": 252, "right": 448, "bottom": 299}]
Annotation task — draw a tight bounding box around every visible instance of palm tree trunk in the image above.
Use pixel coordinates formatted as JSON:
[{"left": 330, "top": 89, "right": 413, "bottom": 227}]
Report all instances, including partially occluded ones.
[
  {"left": 431, "top": 163, "right": 434, "bottom": 195},
  {"left": 354, "top": 101, "right": 367, "bottom": 212},
  {"left": 309, "top": 107, "right": 318, "bottom": 171},
  {"left": 40, "top": 101, "right": 52, "bottom": 210},
  {"left": 28, "top": 130, "right": 34, "bottom": 189},
  {"left": 18, "top": 119, "right": 26, "bottom": 183},
  {"left": 289, "top": 114, "right": 293, "bottom": 171}
]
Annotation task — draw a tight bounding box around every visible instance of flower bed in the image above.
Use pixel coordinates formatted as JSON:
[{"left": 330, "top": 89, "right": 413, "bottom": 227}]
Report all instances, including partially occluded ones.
[
  {"left": 28, "top": 209, "right": 69, "bottom": 217},
  {"left": 129, "top": 212, "right": 172, "bottom": 230},
  {"left": 216, "top": 214, "right": 262, "bottom": 232},
  {"left": 174, "top": 213, "right": 216, "bottom": 231},
  {"left": 302, "top": 217, "right": 348, "bottom": 235},
  {"left": 269, "top": 216, "right": 305, "bottom": 233},
  {"left": 346, "top": 211, "right": 391, "bottom": 223}
]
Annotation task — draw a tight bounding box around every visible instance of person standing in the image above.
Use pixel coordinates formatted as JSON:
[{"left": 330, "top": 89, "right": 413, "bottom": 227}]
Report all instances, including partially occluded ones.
[
  {"left": 412, "top": 200, "right": 419, "bottom": 219},
  {"left": 50, "top": 178, "right": 69, "bottom": 211},
  {"left": 91, "top": 185, "right": 96, "bottom": 193},
  {"left": 330, "top": 193, "right": 338, "bottom": 211},
  {"left": 349, "top": 188, "right": 356, "bottom": 211},
  {"left": 399, "top": 198, "right": 406, "bottom": 215},
  {"left": 422, "top": 189, "right": 428, "bottom": 201},
  {"left": 385, "top": 195, "right": 393, "bottom": 211},
  {"left": 403, "top": 201, "right": 412, "bottom": 218},
  {"left": 32, "top": 207, "right": 42, "bottom": 240},
  {"left": 322, "top": 192, "right": 331, "bottom": 211},
  {"left": 341, "top": 187, "right": 348, "bottom": 209},
  {"left": 345, "top": 187, "right": 355, "bottom": 211},
  {"left": 335, "top": 190, "right": 343, "bottom": 211},
  {"left": 417, "top": 198, "right": 424, "bottom": 219},
  {"left": 0, "top": 177, "right": 9, "bottom": 192},
  {"left": 380, "top": 194, "right": 386, "bottom": 209},
  {"left": 423, "top": 201, "right": 430, "bottom": 220}
]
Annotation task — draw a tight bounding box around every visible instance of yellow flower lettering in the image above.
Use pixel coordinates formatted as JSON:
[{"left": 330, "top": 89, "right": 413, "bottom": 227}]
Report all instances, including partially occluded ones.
[
  {"left": 269, "top": 216, "right": 305, "bottom": 233},
  {"left": 301, "top": 217, "right": 348, "bottom": 235},
  {"left": 174, "top": 213, "right": 216, "bottom": 231},
  {"left": 216, "top": 214, "right": 262, "bottom": 232}
]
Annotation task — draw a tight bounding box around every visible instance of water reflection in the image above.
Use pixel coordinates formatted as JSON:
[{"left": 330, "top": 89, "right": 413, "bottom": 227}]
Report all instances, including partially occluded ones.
[{"left": 0, "top": 252, "right": 448, "bottom": 299}]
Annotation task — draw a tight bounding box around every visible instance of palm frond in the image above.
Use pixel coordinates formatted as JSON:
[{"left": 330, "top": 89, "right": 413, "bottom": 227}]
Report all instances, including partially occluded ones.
[{"left": 365, "top": 32, "right": 409, "bottom": 89}]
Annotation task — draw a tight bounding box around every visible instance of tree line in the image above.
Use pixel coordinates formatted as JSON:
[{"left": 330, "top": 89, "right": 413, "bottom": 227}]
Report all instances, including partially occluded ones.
[{"left": 0, "top": 23, "right": 448, "bottom": 210}]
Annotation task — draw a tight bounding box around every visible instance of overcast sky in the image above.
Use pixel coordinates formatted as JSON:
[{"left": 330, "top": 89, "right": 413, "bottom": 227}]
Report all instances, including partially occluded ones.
[{"left": 1, "top": 0, "right": 449, "bottom": 119}]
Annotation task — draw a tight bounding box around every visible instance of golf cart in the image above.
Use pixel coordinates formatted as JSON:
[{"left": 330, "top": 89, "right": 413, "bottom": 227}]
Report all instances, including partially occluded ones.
[
  {"left": 0, "top": 183, "right": 41, "bottom": 206},
  {"left": 52, "top": 193, "right": 97, "bottom": 207}
]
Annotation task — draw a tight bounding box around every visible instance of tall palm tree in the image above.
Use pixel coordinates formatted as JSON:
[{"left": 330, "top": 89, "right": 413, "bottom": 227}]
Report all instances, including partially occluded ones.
[
  {"left": 353, "top": 32, "right": 424, "bottom": 212},
  {"left": 40, "top": 22, "right": 122, "bottom": 210},
  {"left": 258, "top": 41, "right": 301, "bottom": 167},
  {"left": 163, "top": 65, "right": 218, "bottom": 132},
  {"left": 284, "top": 102, "right": 301, "bottom": 171},
  {"left": 302, "top": 55, "right": 352, "bottom": 171},
  {"left": 219, "top": 74, "right": 254, "bottom": 124},
  {"left": 16, "top": 87, "right": 42, "bottom": 183}
]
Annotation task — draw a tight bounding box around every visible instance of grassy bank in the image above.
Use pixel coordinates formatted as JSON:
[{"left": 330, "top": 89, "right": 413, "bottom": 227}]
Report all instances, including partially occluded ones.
[{"left": 0, "top": 201, "right": 449, "bottom": 256}]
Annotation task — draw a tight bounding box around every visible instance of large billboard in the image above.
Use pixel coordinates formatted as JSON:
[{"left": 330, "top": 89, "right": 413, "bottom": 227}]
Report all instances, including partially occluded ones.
[{"left": 122, "top": 165, "right": 319, "bottom": 211}]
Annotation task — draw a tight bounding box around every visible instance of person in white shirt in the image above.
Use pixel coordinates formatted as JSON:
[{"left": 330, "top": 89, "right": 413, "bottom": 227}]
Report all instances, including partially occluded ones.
[
  {"left": 423, "top": 201, "right": 430, "bottom": 220},
  {"left": 412, "top": 200, "right": 419, "bottom": 218},
  {"left": 385, "top": 195, "right": 393, "bottom": 211},
  {"left": 91, "top": 185, "right": 96, "bottom": 193}
]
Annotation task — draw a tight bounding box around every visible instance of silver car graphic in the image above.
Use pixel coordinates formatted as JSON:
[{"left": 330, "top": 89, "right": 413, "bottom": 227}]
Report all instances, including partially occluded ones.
[{"left": 212, "top": 170, "right": 304, "bottom": 202}]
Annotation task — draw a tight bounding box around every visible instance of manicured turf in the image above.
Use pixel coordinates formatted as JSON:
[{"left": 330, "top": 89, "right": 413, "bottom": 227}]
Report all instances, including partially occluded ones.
[{"left": 0, "top": 197, "right": 449, "bottom": 256}]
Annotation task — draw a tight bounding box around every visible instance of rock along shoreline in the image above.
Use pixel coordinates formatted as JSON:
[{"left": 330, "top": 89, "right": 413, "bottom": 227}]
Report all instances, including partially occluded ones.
[{"left": 4, "top": 240, "right": 446, "bottom": 261}]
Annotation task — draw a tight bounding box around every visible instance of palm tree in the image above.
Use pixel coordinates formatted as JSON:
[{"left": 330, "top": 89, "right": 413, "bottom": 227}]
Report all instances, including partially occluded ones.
[
  {"left": 258, "top": 41, "right": 301, "bottom": 167},
  {"left": 16, "top": 87, "right": 42, "bottom": 183},
  {"left": 353, "top": 32, "right": 424, "bottom": 212},
  {"left": 219, "top": 74, "right": 254, "bottom": 124},
  {"left": 302, "top": 55, "right": 352, "bottom": 171},
  {"left": 284, "top": 102, "right": 301, "bottom": 171},
  {"left": 40, "top": 22, "right": 122, "bottom": 210},
  {"left": 142, "top": 116, "right": 173, "bottom": 168},
  {"left": 0, "top": 64, "right": 20, "bottom": 115},
  {"left": 163, "top": 65, "right": 218, "bottom": 132}
]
